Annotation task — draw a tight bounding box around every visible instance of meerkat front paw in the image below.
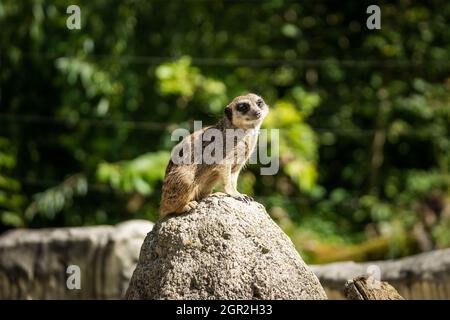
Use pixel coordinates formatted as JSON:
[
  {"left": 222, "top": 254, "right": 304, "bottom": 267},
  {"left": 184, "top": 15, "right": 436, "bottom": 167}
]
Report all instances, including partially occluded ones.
[
  {"left": 230, "top": 193, "right": 253, "bottom": 204},
  {"left": 182, "top": 200, "right": 198, "bottom": 212}
]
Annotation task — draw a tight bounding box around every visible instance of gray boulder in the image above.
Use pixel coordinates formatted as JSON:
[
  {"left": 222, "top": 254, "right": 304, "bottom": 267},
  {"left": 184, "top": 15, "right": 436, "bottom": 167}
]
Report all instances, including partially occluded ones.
[
  {"left": 0, "top": 220, "right": 153, "bottom": 299},
  {"left": 126, "top": 193, "right": 327, "bottom": 300},
  {"left": 311, "top": 248, "right": 450, "bottom": 299}
]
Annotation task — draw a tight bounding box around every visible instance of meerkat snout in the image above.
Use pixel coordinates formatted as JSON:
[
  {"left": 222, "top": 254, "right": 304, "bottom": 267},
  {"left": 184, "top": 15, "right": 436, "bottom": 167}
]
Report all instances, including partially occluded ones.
[{"left": 252, "top": 109, "right": 262, "bottom": 119}]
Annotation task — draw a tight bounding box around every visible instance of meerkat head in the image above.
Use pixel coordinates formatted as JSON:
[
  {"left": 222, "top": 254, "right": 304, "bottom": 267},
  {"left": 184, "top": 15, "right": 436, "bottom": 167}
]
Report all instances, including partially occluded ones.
[{"left": 224, "top": 93, "right": 269, "bottom": 129}]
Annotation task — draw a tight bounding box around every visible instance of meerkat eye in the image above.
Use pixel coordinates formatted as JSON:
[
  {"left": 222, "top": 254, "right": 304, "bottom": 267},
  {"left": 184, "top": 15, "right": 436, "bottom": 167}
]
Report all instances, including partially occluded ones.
[
  {"left": 236, "top": 102, "right": 250, "bottom": 113},
  {"left": 256, "top": 99, "right": 264, "bottom": 108}
]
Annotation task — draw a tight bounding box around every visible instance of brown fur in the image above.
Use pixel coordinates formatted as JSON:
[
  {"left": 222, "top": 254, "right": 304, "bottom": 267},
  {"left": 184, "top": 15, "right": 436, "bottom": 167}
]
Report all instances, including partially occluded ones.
[{"left": 159, "top": 93, "right": 269, "bottom": 218}]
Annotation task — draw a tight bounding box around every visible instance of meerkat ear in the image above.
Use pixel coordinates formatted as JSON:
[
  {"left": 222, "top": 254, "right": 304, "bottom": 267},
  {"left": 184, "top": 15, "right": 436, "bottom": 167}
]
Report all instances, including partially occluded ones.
[{"left": 224, "top": 106, "right": 233, "bottom": 122}]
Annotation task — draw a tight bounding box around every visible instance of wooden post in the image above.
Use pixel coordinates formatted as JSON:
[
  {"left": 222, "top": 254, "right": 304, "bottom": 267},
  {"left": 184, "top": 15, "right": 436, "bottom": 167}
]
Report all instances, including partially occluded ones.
[{"left": 344, "top": 275, "right": 404, "bottom": 300}]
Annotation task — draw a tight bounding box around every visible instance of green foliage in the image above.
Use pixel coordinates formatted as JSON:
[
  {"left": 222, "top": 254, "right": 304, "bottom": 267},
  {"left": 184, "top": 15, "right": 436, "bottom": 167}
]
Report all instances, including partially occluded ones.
[
  {"left": 156, "top": 57, "right": 227, "bottom": 113},
  {"left": 264, "top": 91, "right": 320, "bottom": 193},
  {"left": 0, "top": 138, "right": 26, "bottom": 227},
  {"left": 25, "top": 174, "right": 88, "bottom": 221},
  {"left": 97, "top": 151, "right": 170, "bottom": 195}
]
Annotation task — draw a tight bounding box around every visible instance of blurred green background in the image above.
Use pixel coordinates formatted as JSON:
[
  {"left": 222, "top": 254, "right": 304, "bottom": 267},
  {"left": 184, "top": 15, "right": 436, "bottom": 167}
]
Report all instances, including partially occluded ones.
[{"left": 1, "top": 0, "right": 449, "bottom": 264}]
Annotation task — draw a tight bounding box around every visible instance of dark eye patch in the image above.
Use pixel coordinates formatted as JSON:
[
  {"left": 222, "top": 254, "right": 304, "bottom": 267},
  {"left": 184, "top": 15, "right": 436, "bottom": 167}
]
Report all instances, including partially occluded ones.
[
  {"left": 256, "top": 99, "right": 264, "bottom": 108},
  {"left": 236, "top": 102, "right": 250, "bottom": 113}
]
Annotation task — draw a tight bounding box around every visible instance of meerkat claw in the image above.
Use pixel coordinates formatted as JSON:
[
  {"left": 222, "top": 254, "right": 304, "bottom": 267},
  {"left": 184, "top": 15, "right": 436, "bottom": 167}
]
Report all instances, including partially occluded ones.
[
  {"left": 183, "top": 200, "right": 198, "bottom": 212},
  {"left": 244, "top": 195, "right": 254, "bottom": 202},
  {"left": 233, "top": 194, "right": 253, "bottom": 204}
]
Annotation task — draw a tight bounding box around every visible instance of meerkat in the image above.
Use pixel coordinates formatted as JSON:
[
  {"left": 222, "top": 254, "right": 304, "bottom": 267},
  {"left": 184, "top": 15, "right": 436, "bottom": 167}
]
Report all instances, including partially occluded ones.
[{"left": 159, "top": 93, "right": 269, "bottom": 218}]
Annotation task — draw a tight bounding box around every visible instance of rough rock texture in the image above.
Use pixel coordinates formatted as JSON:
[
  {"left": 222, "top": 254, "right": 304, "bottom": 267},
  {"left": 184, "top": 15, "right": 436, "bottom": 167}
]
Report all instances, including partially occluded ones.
[
  {"left": 126, "top": 193, "right": 327, "bottom": 300},
  {"left": 0, "top": 220, "right": 153, "bottom": 299},
  {"left": 311, "top": 248, "right": 450, "bottom": 299}
]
